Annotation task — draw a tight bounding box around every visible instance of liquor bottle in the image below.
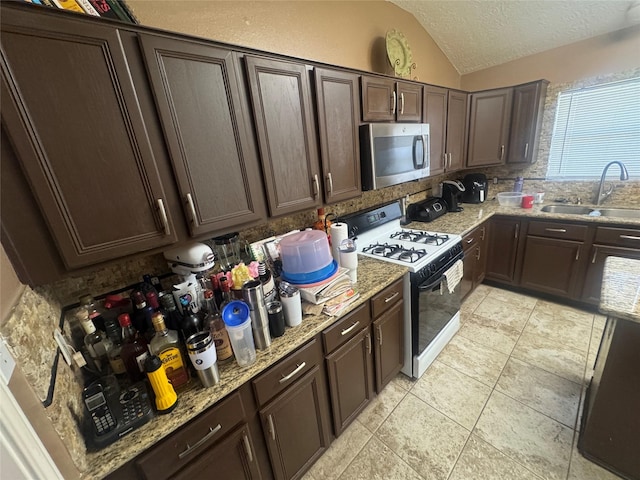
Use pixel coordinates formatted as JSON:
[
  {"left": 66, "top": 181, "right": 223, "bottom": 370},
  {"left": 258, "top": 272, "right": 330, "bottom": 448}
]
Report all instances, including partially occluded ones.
[
  {"left": 210, "top": 274, "right": 223, "bottom": 309},
  {"left": 103, "top": 318, "right": 126, "bottom": 376},
  {"left": 145, "top": 290, "right": 161, "bottom": 312},
  {"left": 79, "top": 294, "right": 106, "bottom": 333},
  {"left": 149, "top": 312, "right": 190, "bottom": 390},
  {"left": 118, "top": 313, "right": 149, "bottom": 383},
  {"left": 158, "top": 292, "right": 184, "bottom": 332},
  {"left": 258, "top": 261, "right": 277, "bottom": 304},
  {"left": 79, "top": 313, "right": 110, "bottom": 373},
  {"left": 203, "top": 290, "right": 233, "bottom": 364},
  {"left": 219, "top": 276, "right": 233, "bottom": 310},
  {"left": 179, "top": 303, "right": 202, "bottom": 343},
  {"left": 131, "top": 290, "right": 155, "bottom": 340},
  {"left": 314, "top": 207, "right": 332, "bottom": 234}
]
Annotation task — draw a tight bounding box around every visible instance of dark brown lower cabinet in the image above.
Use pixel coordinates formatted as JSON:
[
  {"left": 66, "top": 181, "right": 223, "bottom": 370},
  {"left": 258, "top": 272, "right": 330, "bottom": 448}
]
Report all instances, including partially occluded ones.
[
  {"left": 259, "top": 366, "right": 331, "bottom": 480},
  {"left": 372, "top": 299, "right": 404, "bottom": 393},
  {"left": 461, "top": 223, "right": 488, "bottom": 300},
  {"left": 325, "top": 328, "right": 374, "bottom": 436},
  {"left": 519, "top": 236, "right": 584, "bottom": 298},
  {"left": 485, "top": 217, "right": 523, "bottom": 284}
]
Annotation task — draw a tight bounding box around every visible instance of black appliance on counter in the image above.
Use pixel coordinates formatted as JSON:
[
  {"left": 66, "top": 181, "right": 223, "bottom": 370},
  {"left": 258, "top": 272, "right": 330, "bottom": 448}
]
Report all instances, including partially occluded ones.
[
  {"left": 461, "top": 173, "right": 489, "bottom": 203},
  {"left": 441, "top": 180, "right": 465, "bottom": 212},
  {"left": 407, "top": 197, "right": 448, "bottom": 223}
]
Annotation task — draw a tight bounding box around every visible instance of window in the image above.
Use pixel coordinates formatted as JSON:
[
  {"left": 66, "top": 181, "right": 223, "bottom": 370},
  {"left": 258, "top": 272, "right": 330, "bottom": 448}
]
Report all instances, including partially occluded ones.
[{"left": 547, "top": 77, "right": 640, "bottom": 180}]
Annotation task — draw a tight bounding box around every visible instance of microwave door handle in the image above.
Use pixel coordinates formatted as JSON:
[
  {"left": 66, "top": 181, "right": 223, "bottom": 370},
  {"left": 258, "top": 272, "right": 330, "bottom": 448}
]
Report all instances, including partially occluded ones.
[
  {"left": 418, "top": 275, "right": 445, "bottom": 291},
  {"left": 422, "top": 134, "right": 428, "bottom": 169},
  {"left": 414, "top": 135, "right": 425, "bottom": 169}
]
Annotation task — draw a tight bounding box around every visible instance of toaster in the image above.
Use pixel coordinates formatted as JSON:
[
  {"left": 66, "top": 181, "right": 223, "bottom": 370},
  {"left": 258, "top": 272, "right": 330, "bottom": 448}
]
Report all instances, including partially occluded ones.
[{"left": 407, "top": 197, "right": 448, "bottom": 223}]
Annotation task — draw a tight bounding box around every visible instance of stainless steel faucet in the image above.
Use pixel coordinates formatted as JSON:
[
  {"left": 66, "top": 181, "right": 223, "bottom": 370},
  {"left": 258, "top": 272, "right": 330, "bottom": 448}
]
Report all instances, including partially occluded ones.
[{"left": 593, "top": 161, "right": 629, "bottom": 205}]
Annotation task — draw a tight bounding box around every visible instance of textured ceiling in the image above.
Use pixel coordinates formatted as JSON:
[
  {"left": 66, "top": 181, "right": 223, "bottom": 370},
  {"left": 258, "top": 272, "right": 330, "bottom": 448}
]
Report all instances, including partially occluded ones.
[{"left": 389, "top": 0, "right": 638, "bottom": 74}]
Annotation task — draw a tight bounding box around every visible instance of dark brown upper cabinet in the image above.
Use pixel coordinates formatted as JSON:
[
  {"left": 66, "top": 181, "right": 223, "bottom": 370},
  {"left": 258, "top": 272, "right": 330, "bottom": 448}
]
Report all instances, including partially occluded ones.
[
  {"left": 506, "top": 80, "right": 548, "bottom": 165},
  {"left": 313, "top": 67, "right": 362, "bottom": 204},
  {"left": 467, "top": 88, "right": 514, "bottom": 167},
  {"left": 423, "top": 86, "right": 468, "bottom": 175},
  {"left": 137, "top": 34, "right": 266, "bottom": 236},
  {"left": 1, "top": 8, "right": 178, "bottom": 269},
  {"left": 361, "top": 76, "right": 422, "bottom": 122},
  {"left": 245, "top": 56, "right": 322, "bottom": 217}
]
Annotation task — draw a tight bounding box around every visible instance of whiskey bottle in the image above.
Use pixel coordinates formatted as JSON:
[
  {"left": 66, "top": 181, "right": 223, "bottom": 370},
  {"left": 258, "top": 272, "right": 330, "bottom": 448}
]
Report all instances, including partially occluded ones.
[
  {"left": 118, "top": 313, "right": 149, "bottom": 383},
  {"left": 149, "top": 312, "right": 190, "bottom": 390}
]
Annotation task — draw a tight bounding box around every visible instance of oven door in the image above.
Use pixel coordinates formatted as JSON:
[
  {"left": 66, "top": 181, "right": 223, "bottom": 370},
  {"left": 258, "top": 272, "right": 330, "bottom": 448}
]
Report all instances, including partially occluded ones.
[{"left": 411, "top": 269, "right": 462, "bottom": 377}]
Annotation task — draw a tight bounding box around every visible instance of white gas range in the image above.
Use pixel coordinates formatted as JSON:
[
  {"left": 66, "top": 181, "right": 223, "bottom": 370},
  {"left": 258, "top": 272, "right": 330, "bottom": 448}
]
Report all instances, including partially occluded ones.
[{"left": 343, "top": 201, "right": 464, "bottom": 379}]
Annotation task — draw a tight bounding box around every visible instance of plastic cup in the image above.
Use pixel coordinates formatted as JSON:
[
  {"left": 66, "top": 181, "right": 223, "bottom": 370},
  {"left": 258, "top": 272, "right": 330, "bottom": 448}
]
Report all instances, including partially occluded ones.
[{"left": 221, "top": 301, "right": 256, "bottom": 367}]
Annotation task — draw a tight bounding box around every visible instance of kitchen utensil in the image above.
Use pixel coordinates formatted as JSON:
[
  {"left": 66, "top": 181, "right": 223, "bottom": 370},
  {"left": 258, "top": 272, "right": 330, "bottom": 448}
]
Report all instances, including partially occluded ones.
[
  {"left": 186, "top": 332, "right": 219, "bottom": 388},
  {"left": 242, "top": 280, "right": 271, "bottom": 350},
  {"left": 440, "top": 180, "right": 465, "bottom": 212},
  {"left": 221, "top": 301, "right": 256, "bottom": 367},
  {"left": 461, "top": 173, "right": 488, "bottom": 203},
  {"left": 211, "top": 232, "right": 249, "bottom": 271},
  {"left": 497, "top": 192, "right": 525, "bottom": 206}
]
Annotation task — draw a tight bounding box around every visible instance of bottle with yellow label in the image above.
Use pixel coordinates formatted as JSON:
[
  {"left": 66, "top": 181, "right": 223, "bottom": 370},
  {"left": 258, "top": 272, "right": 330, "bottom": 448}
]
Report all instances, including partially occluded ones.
[{"left": 149, "top": 312, "right": 190, "bottom": 391}]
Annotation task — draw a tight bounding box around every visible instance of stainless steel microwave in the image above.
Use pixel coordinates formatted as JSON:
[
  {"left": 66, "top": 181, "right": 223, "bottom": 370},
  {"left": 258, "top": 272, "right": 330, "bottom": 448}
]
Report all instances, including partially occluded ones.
[{"left": 360, "top": 123, "right": 430, "bottom": 191}]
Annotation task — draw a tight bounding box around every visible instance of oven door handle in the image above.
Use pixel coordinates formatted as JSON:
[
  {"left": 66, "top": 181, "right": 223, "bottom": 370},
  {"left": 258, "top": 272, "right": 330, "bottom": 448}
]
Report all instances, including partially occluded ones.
[{"left": 417, "top": 275, "right": 445, "bottom": 291}]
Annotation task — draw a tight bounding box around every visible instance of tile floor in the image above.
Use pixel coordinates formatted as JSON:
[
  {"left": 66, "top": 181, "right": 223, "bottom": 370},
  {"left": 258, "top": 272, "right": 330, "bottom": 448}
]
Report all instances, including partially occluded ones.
[{"left": 302, "top": 284, "right": 622, "bottom": 480}]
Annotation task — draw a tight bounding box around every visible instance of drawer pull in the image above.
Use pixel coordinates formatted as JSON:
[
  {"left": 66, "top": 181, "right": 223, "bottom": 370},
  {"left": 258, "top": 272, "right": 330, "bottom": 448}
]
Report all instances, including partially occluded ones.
[
  {"left": 377, "top": 325, "right": 383, "bottom": 346},
  {"left": 279, "top": 362, "right": 306, "bottom": 384},
  {"left": 592, "top": 248, "right": 598, "bottom": 264},
  {"left": 500, "top": 144, "right": 505, "bottom": 162},
  {"left": 575, "top": 247, "right": 580, "bottom": 261},
  {"left": 466, "top": 238, "right": 474, "bottom": 244},
  {"left": 327, "top": 172, "right": 334, "bottom": 194},
  {"left": 341, "top": 321, "right": 360, "bottom": 336},
  {"left": 524, "top": 142, "right": 529, "bottom": 159},
  {"left": 157, "top": 199, "right": 170, "bottom": 236},
  {"left": 384, "top": 291, "right": 400, "bottom": 303},
  {"left": 480, "top": 227, "right": 486, "bottom": 241},
  {"left": 242, "top": 432, "right": 254, "bottom": 463},
  {"left": 267, "top": 415, "right": 275, "bottom": 441},
  {"left": 178, "top": 424, "right": 222, "bottom": 459},
  {"left": 514, "top": 224, "right": 519, "bottom": 239},
  {"left": 545, "top": 228, "right": 567, "bottom": 233},
  {"left": 620, "top": 235, "right": 640, "bottom": 241},
  {"left": 365, "top": 333, "right": 371, "bottom": 354},
  {"left": 475, "top": 246, "right": 481, "bottom": 261},
  {"left": 186, "top": 193, "right": 198, "bottom": 226}
]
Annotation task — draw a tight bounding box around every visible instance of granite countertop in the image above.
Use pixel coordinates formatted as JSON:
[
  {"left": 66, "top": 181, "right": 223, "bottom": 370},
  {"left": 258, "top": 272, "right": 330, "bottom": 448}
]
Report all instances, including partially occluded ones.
[
  {"left": 599, "top": 256, "right": 640, "bottom": 323},
  {"left": 405, "top": 199, "right": 640, "bottom": 237},
  {"left": 85, "top": 256, "right": 407, "bottom": 479}
]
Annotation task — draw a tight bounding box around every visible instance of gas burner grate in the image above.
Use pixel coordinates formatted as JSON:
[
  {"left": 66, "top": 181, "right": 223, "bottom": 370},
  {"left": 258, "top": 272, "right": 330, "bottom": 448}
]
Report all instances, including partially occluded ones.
[
  {"left": 363, "top": 243, "right": 428, "bottom": 263},
  {"left": 390, "top": 230, "right": 449, "bottom": 246},
  {"left": 362, "top": 243, "right": 402, "bottom": 257}
]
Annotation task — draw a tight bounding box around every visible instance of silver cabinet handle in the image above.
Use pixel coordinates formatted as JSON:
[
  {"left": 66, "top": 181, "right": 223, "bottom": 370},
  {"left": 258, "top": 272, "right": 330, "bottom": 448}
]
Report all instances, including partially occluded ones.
[
  {"left": 524, "top": 142, "right": 529, "bottom": 159},
  {"left": 620, "top": 235, "right": 640, "bottom": 241},
  {"left": 185, "top": 193, "right": 198, "bottom": 226},
  {"left": 391, "top": 91, "right": 397, "bottom": 115},
  {"left": 475, "top": 246, "right": 481, "bottom": 261},
  {"left": 157, "top": 199, "right": 170, "bottom": 236},
  {"left": 480, "top": 227, "right": 486, "bottom": 241},
  {"left": 279, "top": 362, "right": 306, "bottom": 383},
  {"left": 377, "top": 325, "right": 383, "bottom": 346},
  {"left": 575, "top": 247, "right": 580, "bottom": 261},
  {"left": 267, "top": 415, "right": 275, "bottom": 441},
  {"left": 327, "top": 172, "right": 334, "bottom": 195},
  {"left": 514, "top": 223, "right": 519, "bottom": 239},
  {"left": 545, "top": 228, "right": 567, "bottom": 233},
  {"left": 384, "top": 291, "right": 399, "bottom": 303},
  {"left": 400, "top": 92, "right": 405, "bottom": 115},
  {"left": 500, "top": 145, "right": 505, "bottom": 162},
  {"left": 178, "top": 424, "right": 222, "bottom": 459},
  {"left": 448, "top": 153, "right": 453, "bottom": 168},
  {"left": 365, "top": 333, "right": 371, "bottom": 354},
  {"left": 242, "top": 432, "right": 254, "bottom": 463},
  {"left": 443, "top": 153, "right": 448, "bottom": 169},
  {"left": 312, "top": 174, "right": 319, "bottom": 198},
  {"left": 466, "top": 238, "right": 474, "bottom": 244},
  {"left": 341, "top": 321, "right": 360, "bottom": 336},
  {"left": 592, "top": 248, "right": 598, "bottom": 264}
]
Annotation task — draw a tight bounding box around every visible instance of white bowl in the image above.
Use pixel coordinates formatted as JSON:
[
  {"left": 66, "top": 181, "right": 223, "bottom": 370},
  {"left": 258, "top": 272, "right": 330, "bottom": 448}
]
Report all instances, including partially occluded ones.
[{"left": 497, "top": 192, "right": 525, "bottom": 207}]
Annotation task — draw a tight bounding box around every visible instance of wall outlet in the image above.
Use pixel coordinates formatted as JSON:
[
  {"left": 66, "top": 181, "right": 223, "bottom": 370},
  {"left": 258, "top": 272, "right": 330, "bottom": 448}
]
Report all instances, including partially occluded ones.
[
  {"left": 0, "top": 337, "right": 16, "bottom": 385},
  {"left": 493, "top": 177, "right": 499, "bottom": 184}
]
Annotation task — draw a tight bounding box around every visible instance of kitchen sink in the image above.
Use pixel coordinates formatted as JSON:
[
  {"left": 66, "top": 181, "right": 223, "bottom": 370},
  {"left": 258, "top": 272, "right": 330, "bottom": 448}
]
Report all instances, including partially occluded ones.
[
  {"left": 596, "top": 208, "right": 640, "bottom": 219},
  {"left": 541, "top": 204, "right": 640, "bottom": 219},
  {"left": 540, "top": 205, "right": 594, "bottom": 215}
]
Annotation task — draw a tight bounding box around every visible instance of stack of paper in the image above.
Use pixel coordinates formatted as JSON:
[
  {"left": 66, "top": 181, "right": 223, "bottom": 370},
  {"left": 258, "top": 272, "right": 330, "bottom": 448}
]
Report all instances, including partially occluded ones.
[{"left": 297, "top": 268, "right": 360, "bottom": 317}]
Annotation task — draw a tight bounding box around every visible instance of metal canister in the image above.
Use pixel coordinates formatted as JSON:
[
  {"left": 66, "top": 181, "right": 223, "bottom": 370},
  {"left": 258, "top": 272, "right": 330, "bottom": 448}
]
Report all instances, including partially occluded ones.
[
  {"left": 186, "top": 332, "right": 220, "bottom": 387},
  {"left": 242, "top": 280, "right": 272, "bottom": 349}
]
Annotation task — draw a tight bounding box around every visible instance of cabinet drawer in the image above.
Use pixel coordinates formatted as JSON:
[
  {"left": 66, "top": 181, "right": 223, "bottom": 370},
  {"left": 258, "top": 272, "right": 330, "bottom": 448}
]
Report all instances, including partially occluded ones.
[
  {"left": 371, "top": 278, "right": 404, "bottom": 319},
  {"left": 136, "top": 391, "right": 246, "bottom": 480},
  {"left": 527, "top": 221, "right": 587, "bottom": 241},
  {"left": 594, "top": 226, "right": 640, "bottom": 248},
  {"left": 462, "top": 224, "right": 486, "bottom": 252},
  {"left": 253, "top": 338, "right": 322, "bottom": 406},
  {"left": 322, "top": 302, "right": 371, "bottom": 353}
]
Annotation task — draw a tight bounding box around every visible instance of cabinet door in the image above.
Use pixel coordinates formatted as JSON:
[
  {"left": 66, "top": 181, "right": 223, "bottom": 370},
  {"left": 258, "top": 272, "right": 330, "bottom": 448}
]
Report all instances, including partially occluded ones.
[
  {"left": 1, "top": 9, "right": 177, "bottom": 268},
  {"left": 467, "top": 88, "right": 513, "bottom": 167},
  {"left": 396, "top": 81, "right": 422, "bottom": 122},
  {"left": 485, "top": 217, "right": 522, "bottom": 284},
  {"left": 245, "top": 56, "right": 321, "bottom": 216},
  {"left": 172, "top": 424, "right": 262, "bottom": 480},
  {"left": 314, "top": 68, "right": 361, "bottom": 204},
  {"left": 325, "top": 328, "right": 374, "bottom": 436},
  {"left": 260, "top": 366, "right": 331, "bottom": 480},
  {"left": 361, "top": 76, "right": 395, "bottom": 122},
  {"left": 520, "top": 236, "right": 584, "bottom": 298},
  {"left": 138, "top": 35, "right": 266, "bottom": 236},
  {"left": 423, "top": 85, "right": 447, "bottom": 176},
  {"left": 446, "top": 91, "right": 469, "bottom": 172},
  {"left": 474, "top": 224, "right": 488, "bottom": 286},
  {"left": 372, "top": 299, "right": 404, "bottom": 393},
  {"left": 581, "top": 245, "right": 640, "bottom": 305},
  {"left": 461, "top": 252, "right": 475, "bottom": 301},
  {"left": 507, "top": 81, "right": 547, "bottom": 165}
]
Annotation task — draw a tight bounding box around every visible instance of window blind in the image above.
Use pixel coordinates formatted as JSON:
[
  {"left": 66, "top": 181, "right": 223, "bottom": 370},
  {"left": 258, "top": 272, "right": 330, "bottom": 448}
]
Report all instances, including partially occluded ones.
[{"left": 547, "top": 77, "right": 640, "bottom": 180}]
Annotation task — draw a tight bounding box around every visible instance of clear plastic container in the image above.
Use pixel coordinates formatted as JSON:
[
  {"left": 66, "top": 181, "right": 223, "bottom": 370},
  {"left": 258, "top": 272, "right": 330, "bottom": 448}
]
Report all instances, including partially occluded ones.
[
  {"left": 279, "top": 230, "right": 333, "bottom": 274},
  {"left": 222, "top": 301, "right": 256, "bottom": 367}
]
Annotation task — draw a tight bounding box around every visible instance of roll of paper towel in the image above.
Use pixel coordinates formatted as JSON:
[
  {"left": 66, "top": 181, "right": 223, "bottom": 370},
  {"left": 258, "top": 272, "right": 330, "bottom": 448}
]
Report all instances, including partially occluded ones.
[{"left": 330, "top": 222, "right": 348, "bottom": 266}]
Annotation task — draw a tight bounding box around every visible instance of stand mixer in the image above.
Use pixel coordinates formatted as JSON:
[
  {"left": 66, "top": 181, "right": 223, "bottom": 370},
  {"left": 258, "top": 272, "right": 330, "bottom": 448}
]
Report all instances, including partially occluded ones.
[{"left": 163, "top": 242, "right": 215, "bottom": 313}]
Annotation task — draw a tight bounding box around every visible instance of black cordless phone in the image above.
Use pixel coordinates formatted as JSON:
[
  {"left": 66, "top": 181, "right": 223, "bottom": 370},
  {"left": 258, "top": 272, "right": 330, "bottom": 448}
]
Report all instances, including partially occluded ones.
[{"left": 82, "top": 378, "right": 154, "bottom": 450}]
